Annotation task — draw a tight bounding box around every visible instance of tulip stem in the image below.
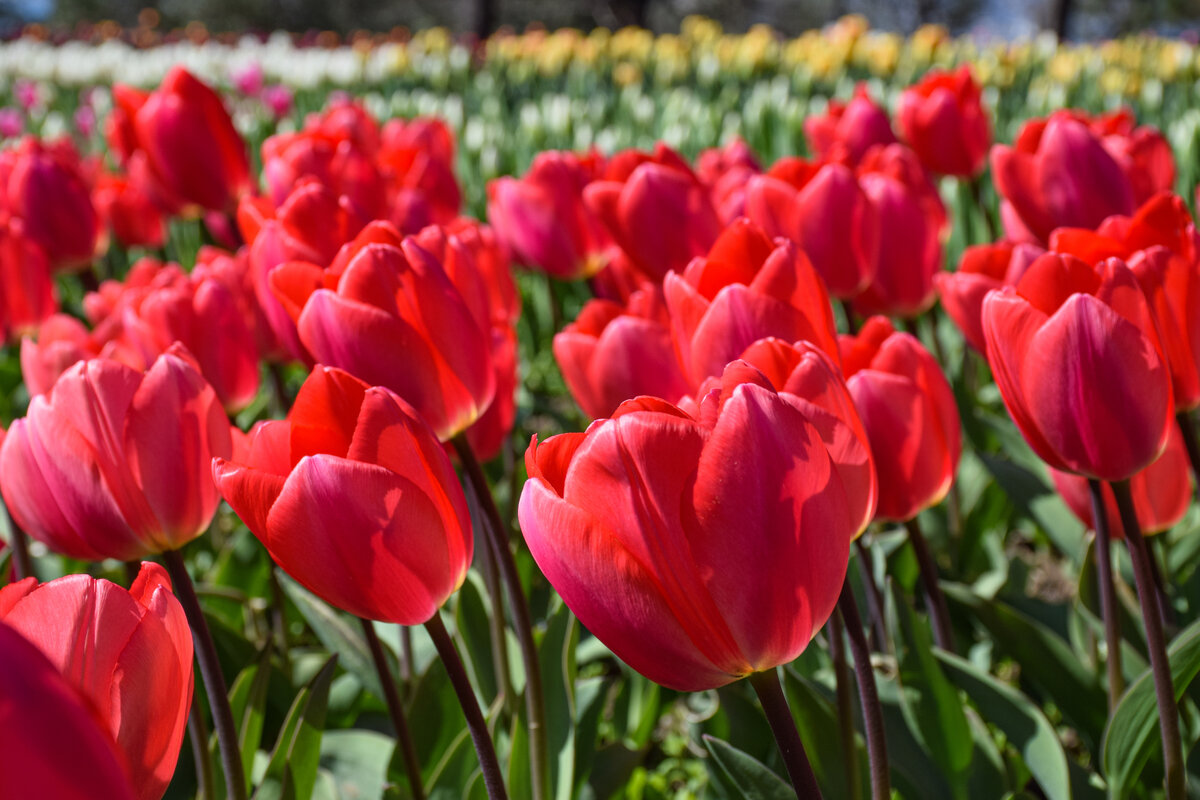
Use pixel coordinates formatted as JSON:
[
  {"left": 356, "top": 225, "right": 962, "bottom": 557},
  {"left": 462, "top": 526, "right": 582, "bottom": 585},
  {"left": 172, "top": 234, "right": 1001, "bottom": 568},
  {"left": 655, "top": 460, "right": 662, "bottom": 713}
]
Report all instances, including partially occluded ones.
[
  {"left": 1177, "top": 411, "right": 1200, "bottom": 501},
  {"left": 829, "top": 611, "right": 861, "bottom": 800},
  {"left": 1111, "top": 480, "right": 1185, "bottom": 800},
  {"left": 399, "top": 625, "right": 415, "bottom": 695},
  {"left": 188, "top": 688, "right": 216, "bottom": 800},
  {"left": 749, "top": 668, "right": 824, "bottom": 799},
  {"left": 838, "top": 583, "right": 891, "bottom": 800},
  {"left": 4, "top": 511, "right": 33, "bottom": 582},
  {"left": 424, "top": 612, "right": 509, "bottom": 800},
  {"left": 1087, "top": 479, "right": 1123, "bottom": 711},
  {"left": 903, "top": 517, "right": 955, "bottom": 652},
  {"left": 360, "top": 618, "right": 425, "bottom": 800},
  {"left": 854, "top": 540, "right": 888, "bottom": 653},
  {"left": 161, "top": 549, "right": 247, "bottom": 800},
  {"left": 968, "top": 175, "right": 998, "bottom": 242},
  {"left": 840, "top": 299, "right": 858, "bottom": 335},
  {"left": 452, "top": 433, "right": 549, "bottom": 800}
]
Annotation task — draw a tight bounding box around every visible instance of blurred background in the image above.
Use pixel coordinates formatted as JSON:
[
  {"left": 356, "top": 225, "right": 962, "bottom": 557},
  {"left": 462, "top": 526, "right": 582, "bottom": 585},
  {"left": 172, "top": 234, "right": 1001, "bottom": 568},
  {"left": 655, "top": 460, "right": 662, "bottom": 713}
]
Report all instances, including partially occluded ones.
[{"left": 2, "top": 0, "right": 1200, "bottom": 42}]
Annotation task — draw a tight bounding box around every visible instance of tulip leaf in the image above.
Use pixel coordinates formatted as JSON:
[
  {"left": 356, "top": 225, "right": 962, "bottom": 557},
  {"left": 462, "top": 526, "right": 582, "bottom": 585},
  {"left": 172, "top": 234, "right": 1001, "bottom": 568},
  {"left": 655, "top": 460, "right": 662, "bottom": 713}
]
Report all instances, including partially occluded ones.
[
  {"left": 455, "top": 570, "right": 500, "bottom": 704},
  {"left": 255, "top": 654, "right": 337, "bottom": 800},
  {"left": 318, "top": 730, "right": 394, "bottom": 800},
  {"left": 872, "top": 670, "right": 957, "bottom": 799},
  {"left": 943, "top": 583, "right": 1109, "bottom": 750},
  {"left": 539, "top": 599, "right": 579, "bottom": 800},
  {"left": 701, "top": 734, "right": 794, "bottom": 800},
  {"left": 221, "top": 648, "right": 275, "bottom": 799},
  {"left": 934, "top": 650, "right": 1071, "bottom": 800},
  {"left": 781, "top": 667, "right": 867, "bottom": 800},
  {"left": 507, "top": 707, "right": 532, "bottom": 800},
  {"left": 1102, "top": 614, "right": 1200, "bottom": 797},
  {"left": 277, "top": 572, "right": 388, "bottom": 702}
]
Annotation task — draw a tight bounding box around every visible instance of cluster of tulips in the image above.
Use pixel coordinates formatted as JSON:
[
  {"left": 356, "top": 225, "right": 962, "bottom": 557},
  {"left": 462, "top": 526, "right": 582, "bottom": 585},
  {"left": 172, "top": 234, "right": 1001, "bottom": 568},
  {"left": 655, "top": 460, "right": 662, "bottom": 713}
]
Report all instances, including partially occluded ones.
[{"left": 2, "top": 30, "right": 1200, "bottom": 800}]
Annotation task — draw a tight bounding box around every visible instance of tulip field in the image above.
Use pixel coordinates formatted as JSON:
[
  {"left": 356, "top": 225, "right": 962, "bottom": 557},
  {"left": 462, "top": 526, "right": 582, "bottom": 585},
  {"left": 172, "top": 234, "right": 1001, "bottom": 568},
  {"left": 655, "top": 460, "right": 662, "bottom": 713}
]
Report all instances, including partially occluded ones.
[{"left": 12, "top": 13, "right": 1200, "bottom": 800}]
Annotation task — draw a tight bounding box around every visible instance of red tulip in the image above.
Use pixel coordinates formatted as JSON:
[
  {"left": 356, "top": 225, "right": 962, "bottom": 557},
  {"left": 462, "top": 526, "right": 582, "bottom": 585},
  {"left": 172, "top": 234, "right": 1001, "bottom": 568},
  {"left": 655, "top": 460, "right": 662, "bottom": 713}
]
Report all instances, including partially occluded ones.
[
  {"left": 2, "top": 137, "right": 100, "bottom": 270},
  {"left": 804, "top": 85, "right": 897, "bottom": 165},
  {"left": 381, "top": 116, "right": 455, "bottom": 167},
  {"left": 0, "top": 347, "right": 233, "bottom": 561},
  {"left": 262, "top": 128, "right": 386, "bottom": 222},
  {"left": 270, "top": 221, "right": 495, "bottom": 440},
  {"left": 0, "top": 562, "right": 192, "bottom": 800},
  {"left": 1085, "top": 108, "right": 1175, "bottom": 207},
  {"left": 0, "top": 621, "right": 136, "bottom": 800},
  {"left": 554, "top": 285, "right": 691, "bottom": 420},
  {"left": 981, "top": 253, "right": 1173, "bottom": 480},
  {"left": 1049, "top": 194, "right": 1200, "bottom": 410},
  {"left": 19, "top": 313, "right": 98, "bottom": 396},
  {"left": 584, "top": 144, "right": 721, "bottom": 282},
  {"left": 376, "top": 118, "right": 462, "bottom": 231},
  {"left": 213, "top": 365, "right": 473, "bottom": 624},
  {"left": 991, "top": 112, "right": 1136, "bottom": 245},
  {"left": 853, "top": 144, "right": 947, "bottom": 318},
  {"left": 519, "top": 360, "right": 862, "bottom": 691},
  {"left": 1050, "top": 423, "right": 1191, "bottom": 539},
  {"left": 0, "top": 216, "right": 56, "bottom": 339},
  {"left": 744, "top": 158, "right": 880, "bottom": 299},
  {"left": 664, "top": 218, "right": 840, "bottom": 388},
  {"left": 840, "top": 317, "right": 962, "bottom": 522},
  {"left": 122, "top": 66, "right": 250, "bottom": 214},
  {"left": 696, "top": 337, "right": 878, "bottom": 535},
  {"left": 487, "top": 150, "right": 610, "bottom": 279},
  {"left": 896, "top": 65, "right": 991, "bottom": 177},
  {"left": 936, "top": 240, "right": 1044, "bottom": 353},
  {"left": 695, "top": 138, "right": 762, "bottom": 224},
  {"left": 92, "top": 171, "right": 167, "bottom": 249}
]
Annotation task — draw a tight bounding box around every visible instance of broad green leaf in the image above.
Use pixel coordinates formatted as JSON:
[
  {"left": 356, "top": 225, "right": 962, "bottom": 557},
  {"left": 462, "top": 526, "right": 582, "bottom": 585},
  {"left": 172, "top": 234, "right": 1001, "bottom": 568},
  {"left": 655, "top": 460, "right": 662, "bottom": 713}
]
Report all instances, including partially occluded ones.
[
  {"left": 702, "top": 735, "right": 794, "bottom": 800},
  {"left": 539, "top": 600, "right": 579, "bottom": 800},
  {"left": 218, "top": 648, "right": 274, "bottom": 799},
  {"left": 935, "top": 650, "right": 1071, "bottom": 800},
  {"left": 892, "top": 584, "right": 974, "bottom": 785},
  {"left": 278, "top": 573, "right": 387, "bottom": 702},
  {"left": 781, "top": 667, "right": 867, "bottom": 800},
  {"left": 873, "top": 672, "right": 956, "bottom": 799},
  {"left": 455, "top": 571, "right": 499, "bottom": 704},
  {"left": 319, "top": 730, "right": 395, "bottom": 800},
  {"left": 254, "top": 654, "right": 337, "bottom": 800},
  {"left": 944, "top": 583, "right": 1108, "bottom": 749},
  {"left": 1102, "top": 615, "right": 1200, "bottom": 797}
]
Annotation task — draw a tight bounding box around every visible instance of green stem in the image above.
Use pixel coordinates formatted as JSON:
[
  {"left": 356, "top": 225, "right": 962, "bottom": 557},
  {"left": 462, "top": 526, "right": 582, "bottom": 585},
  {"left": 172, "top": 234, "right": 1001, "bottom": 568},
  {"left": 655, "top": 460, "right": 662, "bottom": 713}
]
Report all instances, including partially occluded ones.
[
  {"left": 1087, "top": 479, "right": 1123, "bottom": 712},
  {"left": 904, "top": 517, "right": 955, "bottom": 652},
  {"left": 4, "top": 511, "right": 33, "bottom": 582},
  {"left": 838, "top": 583, "right": 891, "bottom": 800},
  {"left": 968, "top": 175, "right": 998, "bottom": 242},
  {"left": 425, "top": 613, "right": 509, "bottom": 800},
  {"left": 854, "top": 539, "right": 888, "bottom": 654},
  {"left": 161, "top": 549, "right": 247, "bottom": 800},
  {"left": 829, "top": 611, "right": 861, "bottom": 800},
  {"left": 451, "top": 434, "right": 549, "bottom": 800},
  {"left": 749, "top": 669, "right": 824, "bottom": 799},
  {"left": 1111, "top": 480, "right": 1185, "bottom": 800},
  {"left": 361, "top": 619, "right": 425, "bottom": 800}
]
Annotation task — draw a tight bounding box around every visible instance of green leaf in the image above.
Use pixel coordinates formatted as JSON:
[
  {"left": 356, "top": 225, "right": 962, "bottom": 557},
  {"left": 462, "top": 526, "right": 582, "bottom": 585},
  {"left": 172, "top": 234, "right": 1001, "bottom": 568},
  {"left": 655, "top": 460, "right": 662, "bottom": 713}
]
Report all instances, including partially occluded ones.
[
  {"left": 254, "top": 654, "right": 338, "bottom": 800},
  {"left": 702, "top": 735, "right": 794, "bottom": 800},
  {"left": 1102, "top": 615, "right": 1200, "bottom": 797},
  {"left": 781, "top": 668, "right": 867, "bottom": 800},
  {"left": 454, "top": 571, "right": 499, "bottom": 704},
  {"left": 539, "top": 600, "right": 579, "bottom": 800},
  {"left": 278, "top": 572, "right": 387, "bottom": 702},
  {"left": 943, "top": 583, "right": 1108, "bottom": 750},
  {"left": 319, "top": 730, "right": 395, "bottom": 800},
  {"left": 892, "top": 584, "right": 974, "bottom": 784},
  {"left": 935, "top": 650, "right": 1072, "bottom": 800},
  {"left": 221, "top": 649, "right": 274, "bottom": 799}
]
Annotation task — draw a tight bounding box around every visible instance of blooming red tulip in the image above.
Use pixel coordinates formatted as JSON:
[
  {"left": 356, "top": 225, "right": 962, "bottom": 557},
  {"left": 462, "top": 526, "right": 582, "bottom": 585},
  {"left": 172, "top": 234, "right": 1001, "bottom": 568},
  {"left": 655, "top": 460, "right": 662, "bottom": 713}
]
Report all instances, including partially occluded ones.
[
  {"left": 1085, "top": 108, "right": 1175, "bottom": 207},
  {"left": 1050, "top": 423, "right": 1190, "bottom": 540},
  {"left": 853, "top": 144, "right": 947, "bottom": 318},
  {"left": 0, "top": 621, "right": 136, "bottom": 800},
  {"left": 744, "top": 158, "right": 880, "bottom": 299},
  {"left": 0, "top": 562, "right": 192, "bottom": 800},
  {"left": 936, "top": 240, "right": 1043, "bottom": 353},
  {"left": 3, "top": 137, "right": 100, "bottom": 270},
  {"left": 840, "top": 317, "right": 961, "bottom": 522},
  {"left": 554, "top": 285, "right": 691, "bottom": 420},
  {"left": 0, "top": 347, "right": 232, "bottom": 561},
  {"left": 896, "top": 66, "right": 991, "bottom": 177},
  {"left": 664, "top": 218, "right": 840, "bottom": 388},
  {"left": 991, "top": 112, "right": 1136, "bottom": 245},
  {"left": 92, "top": 171, "right": 167, "bottom": 250},
  {"left": 121, "top": 66, "right": 250, "bottom": 214},
  {"left": 19, "top": 313, "right": 99, "bottom": 396},
  {"left": 262, "top": 127, "right": 386, "bottom": 222},
  {"left": 213, "top": 365, "right": 473, "bottom": 624},
  {"left": 584, "top": 144, "right": 721, "bottom": 282},
  {"left": 695, "top": 138, "right": 762, "bottom": 224},
  {"left": 487, "top": 150, "right": 610, "bottom": 279},
  {"left": 804, "top": 85, "right": 897, "bottom": 165},
  {"left": 270, "top": 221, "right": 495, "bottom": 440},
  {"left": 519, "top": 360, "right": 862, "bottom": 691},
  {"left": 982, "top": 253, "right": 1173, "bottom": 480},
  {"left": 0, "top": 217, "right": 56, "bottom": 339}
]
